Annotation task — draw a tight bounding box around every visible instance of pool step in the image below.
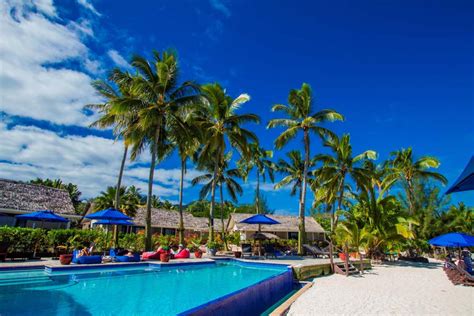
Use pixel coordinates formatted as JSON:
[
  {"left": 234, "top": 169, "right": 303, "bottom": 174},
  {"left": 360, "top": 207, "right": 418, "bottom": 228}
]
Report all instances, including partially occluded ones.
[
  {"left": 0, "top": 275, "right": 53, "bottom": 287},
  {"left": 334, "top": 262, "right": 359, "bottom": 276}
]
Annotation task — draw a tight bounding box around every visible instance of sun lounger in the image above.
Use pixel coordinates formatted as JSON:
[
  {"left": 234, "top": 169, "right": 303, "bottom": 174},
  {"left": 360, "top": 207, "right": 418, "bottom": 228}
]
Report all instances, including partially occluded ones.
[
  {"left": 72, "top": 250, "right": 102, "bottom": 264},
  {"left": 263, "top": 244, "right": 277, "bottom": 259},
  {"left": 303, "top": 244, "right": 331, "bottom": 258},
  {"left": 241, "top": 244, "right": 253, "bottom": 258},
  {"left": 110, "top": 249, "right": 141, "bottom": 262}
]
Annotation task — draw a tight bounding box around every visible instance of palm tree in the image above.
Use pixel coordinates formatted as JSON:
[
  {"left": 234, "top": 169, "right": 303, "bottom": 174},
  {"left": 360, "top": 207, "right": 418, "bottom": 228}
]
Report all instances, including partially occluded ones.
[
  {"left": 195, "top": 83, "right": 259, "bottom": 242},
  {"left": 93, "top": 186, "right": 141, "bottom": 217},
  {"left": 192, "top": 154, "right": 244, "bottom": 240},
  {"left": 315, "top": 134, "right": 377, "bottom": 231},
  {"left": 238, "top": 143, "right": 275, "bottom": 217},
  {"left": 169, "top": 106, "right": 201, "bottom": 244},
  {"left": 86, "top": 72, "right": 137, "bottom": 213},
  {"left": 274, "top": 150, "right": 316, "bottom": 251},
  {"left": 388, "top": 148, "right": 447, "bottom": 219},
  {"left": 335, "top": 221, "right": 368, "bottom": 273},
  {"left": 110, "top": 50, "right": 199, "bottom": 250},
  {"left": 268, "top": 83, "right": 343, "bottom": 254}
]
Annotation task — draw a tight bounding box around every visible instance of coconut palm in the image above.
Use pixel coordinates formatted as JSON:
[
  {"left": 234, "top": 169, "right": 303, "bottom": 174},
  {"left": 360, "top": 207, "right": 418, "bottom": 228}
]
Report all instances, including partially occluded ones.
[
  {"left": 388, "top": 148, "right": 447, "bottom": 218},
  {"left": 192, "top": 153, "right": 244, "bottom": 239},
  {"left": 238, "top": 143, "right": 275, "bottom": 217},
  {"left": 268, "top": 83, "right": 343, "bottom": 254},
  {"left": 93, "top": 186, "right": 141, "bottom": 217},
  {"left": 195, "top": 83, "right": 259, "bottom": 242},
  {"left": 315, "top": 134, "right": 377, "bottom": 231},
  {"left": 86, "top": 72, "right": 137, "bottom": 213},
  {"left": 169, "top": 106, "right": 201, "bottom": 244},
  {"left": 109, "top": 50, "right": 199, "bottom": 250}
]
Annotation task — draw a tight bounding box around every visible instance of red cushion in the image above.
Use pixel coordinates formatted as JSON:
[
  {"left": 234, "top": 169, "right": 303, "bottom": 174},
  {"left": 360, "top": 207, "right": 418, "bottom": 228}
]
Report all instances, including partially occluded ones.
[{"left": 173, "top": 249, "right": 190, "bottom": 259}]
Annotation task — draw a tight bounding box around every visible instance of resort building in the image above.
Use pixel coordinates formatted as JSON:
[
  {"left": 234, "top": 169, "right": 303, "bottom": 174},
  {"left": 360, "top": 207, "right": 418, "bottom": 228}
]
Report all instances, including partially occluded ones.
[
  {"left": 0, "top": 178, "right": 79, "bottom": 228},
  {"left": 227, "top": 213, "right": 326, "bottom": 242},
  {"left": 130, "top": 207, "right": 223, "bottom": 236}
]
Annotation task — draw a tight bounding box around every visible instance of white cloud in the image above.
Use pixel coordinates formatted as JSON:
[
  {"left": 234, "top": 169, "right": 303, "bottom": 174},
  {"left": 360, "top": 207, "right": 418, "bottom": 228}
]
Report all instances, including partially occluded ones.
[
  {"left": 107, "top": 50, "right": 130, "bottom": 69},
  {"left": 0, "top": 123, "right": 202, "bottom": 199},
  {"left": 0, "top": 1, "right": 103, "bottom": 126},
  {"left": 77, "top": 0, "right": 101, "bottom": 16},
  {"left": 209, "top": 0, "right": 231, "bottom": 17}
]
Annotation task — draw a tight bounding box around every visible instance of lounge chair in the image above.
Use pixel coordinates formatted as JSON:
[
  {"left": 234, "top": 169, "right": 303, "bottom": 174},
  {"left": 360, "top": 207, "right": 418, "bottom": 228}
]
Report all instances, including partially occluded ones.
[
  {"left": 263, "top": 244, "right": 277, "bottom": 259},
  {"left": 72, "top": 249, "right": 102, "bottom": 264},
  {"left": 241, "top": 243, "right": 253, "bottom": 258},
  {"left": 110, "top": 249, "right": 141, "bottom": 262},
  {"left": 303, "top": 244, "right": 331, "bottom": 258}
]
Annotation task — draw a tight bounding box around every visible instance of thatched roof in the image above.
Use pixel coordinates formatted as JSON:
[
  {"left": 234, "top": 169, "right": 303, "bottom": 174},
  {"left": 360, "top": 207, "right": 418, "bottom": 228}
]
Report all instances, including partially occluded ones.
[
  {"left": 229, "top": 213, "right": 325, "bottom": 233},
  {"left": 0, "top": 178, "right": 76, "bottom": 215},
  {"left": 133, "top": 207, "right": 222, "bottom": 232}
]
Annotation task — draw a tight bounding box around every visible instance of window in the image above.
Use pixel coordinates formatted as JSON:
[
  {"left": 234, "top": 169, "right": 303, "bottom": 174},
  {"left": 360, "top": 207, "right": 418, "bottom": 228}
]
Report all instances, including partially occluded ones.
[{"left": 288, "top": 232, "right": 298, "bottom": 240}]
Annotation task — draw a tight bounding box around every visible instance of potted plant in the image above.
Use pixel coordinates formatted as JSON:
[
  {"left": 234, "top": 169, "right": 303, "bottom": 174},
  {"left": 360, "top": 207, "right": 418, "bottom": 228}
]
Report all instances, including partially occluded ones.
[
  {"left": 188, "top": 236, "right": 203, "bottom": 258},
  {"left": 156, "top": 235, "right": 171, "bottom": 262},
  {"left": 207, "top": 241, "right": 219, "bottom": 257}
]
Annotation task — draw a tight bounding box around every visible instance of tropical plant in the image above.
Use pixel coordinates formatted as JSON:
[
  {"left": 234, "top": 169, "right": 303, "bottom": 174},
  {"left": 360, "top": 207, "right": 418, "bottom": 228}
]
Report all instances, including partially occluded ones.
[
  {"left": 195, "top": 83, "right": 259, "bottom": 242},
  {"left": 169, "top": 104, "right": 201, "bottom": 244},
  {"left": 109, "top": 50, "right": 199, "bottom": 250},
  {"left": 314, "top": 134, "right": 377, "bottom": 231},
  {"left": 273, "top": 150, "right": 317, "bottom": 254},
  {"left": 192, "top": 153, "right": 244, "bottom": 240},
  {"left": 268, "top": 83, "right": 343, "bottom": 254},
  {"left": 93, "top": 186, "right": 141, "bottom": 217},
  {"left": 388, "top": 148, "right": 447, "bottom": 218},
  {"left": 238, "top": 143, "right": 275, "bottom": 217},
  {"left": 86, "top": 72, "right": 137, "bottom": 214}
]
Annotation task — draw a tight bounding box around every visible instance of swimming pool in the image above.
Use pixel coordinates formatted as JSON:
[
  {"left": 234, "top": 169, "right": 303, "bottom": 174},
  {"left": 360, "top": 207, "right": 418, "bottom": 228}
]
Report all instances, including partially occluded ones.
[{"left": 0, "top": 260, "right": 293, "bottom": 315}]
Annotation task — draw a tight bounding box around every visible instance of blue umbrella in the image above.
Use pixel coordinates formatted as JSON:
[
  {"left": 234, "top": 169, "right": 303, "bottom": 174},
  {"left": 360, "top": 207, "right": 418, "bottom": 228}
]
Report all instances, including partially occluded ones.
[
  {"left": 240, "top": 214, "right": 280, "bottom": 256},
  {"left": 86, "top": 208, "right": 132, "bottom": 249},
  {"left": 16, "top": 210, "right": 69, "bottom": 225},
  {"left": 85, "top": 208, "right": 131, "bottom": 220},
  {"left": 428, "top": 232, "right": 474, "bottom": 248},
  {"left": 240, "top": 214, "right": 280, "bottom": 225},
  {"left": 93, "top": 219, "right": 135, "bottom": 226},
  {"left": 446, "top": 156, "right": 474, "bottom": 194}
]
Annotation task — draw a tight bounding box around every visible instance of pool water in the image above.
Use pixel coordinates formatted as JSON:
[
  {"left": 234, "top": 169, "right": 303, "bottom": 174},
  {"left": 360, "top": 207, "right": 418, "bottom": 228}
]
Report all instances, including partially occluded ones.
[{"left": 0, "top": 262, "right": 288, "bottom": 315}]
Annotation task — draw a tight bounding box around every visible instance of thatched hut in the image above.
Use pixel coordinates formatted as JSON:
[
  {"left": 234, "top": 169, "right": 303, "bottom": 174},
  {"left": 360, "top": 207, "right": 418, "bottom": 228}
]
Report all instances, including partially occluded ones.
[
  {"left": 131, "top": 207, "right": 223, "bottom": 237},
  {"left": 227, "top": 213, "right": 326, "bottom": 242},
  {"left": 0, "top": 178, "right": 79, "bottom": 227}
]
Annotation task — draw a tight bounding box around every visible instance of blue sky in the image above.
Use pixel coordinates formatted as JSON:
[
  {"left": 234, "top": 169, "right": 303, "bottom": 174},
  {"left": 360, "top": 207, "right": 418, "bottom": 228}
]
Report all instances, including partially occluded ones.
[{"left": 0, "top": 0, "right": 472, "bottom": 214}]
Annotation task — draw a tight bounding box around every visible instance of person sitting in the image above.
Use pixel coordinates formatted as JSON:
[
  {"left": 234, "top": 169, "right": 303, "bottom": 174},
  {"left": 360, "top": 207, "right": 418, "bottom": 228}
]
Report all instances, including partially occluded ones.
[
  {"left": 172, "top": 244, "right": 190, "bottom": 259},
  {"left": 77, "top": 247, "right": 90, "bottom": 258}
]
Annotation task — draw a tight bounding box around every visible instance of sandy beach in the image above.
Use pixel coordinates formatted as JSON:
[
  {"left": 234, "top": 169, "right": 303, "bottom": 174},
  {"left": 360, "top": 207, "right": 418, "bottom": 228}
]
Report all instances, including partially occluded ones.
[{"left": 288, "top": 260, "right": 473, "bottom": 316}]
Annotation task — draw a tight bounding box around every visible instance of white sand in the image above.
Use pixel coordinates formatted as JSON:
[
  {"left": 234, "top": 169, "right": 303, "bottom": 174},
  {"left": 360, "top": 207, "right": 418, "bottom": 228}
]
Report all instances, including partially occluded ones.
[{"left": 288, "top": 260, "right": 473, "bottom": 316}]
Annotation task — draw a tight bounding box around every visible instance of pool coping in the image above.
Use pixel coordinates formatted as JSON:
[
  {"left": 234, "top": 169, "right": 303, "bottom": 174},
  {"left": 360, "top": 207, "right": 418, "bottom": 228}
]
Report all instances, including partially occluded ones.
[
  {"left": 178, "top": 259, "right": 293, "bottom": 316},
  {"left": 269, "top": 281, "right": 313, "bottom": 316}
]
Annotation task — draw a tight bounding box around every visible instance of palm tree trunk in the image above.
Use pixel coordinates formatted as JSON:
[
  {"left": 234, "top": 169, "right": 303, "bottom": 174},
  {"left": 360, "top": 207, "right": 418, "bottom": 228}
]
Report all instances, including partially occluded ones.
[
  {"left": 113, "top": 145, "right": 128, "bottom": 248},
  {"left": 220, "top": 183, "right": 227, "bottom": 250},
  {"left": 178, "top": 158, "right": 186, "bottom": 244},
  {"left": 298, "top": 130, "right": 310, "bottom": 255},
  {"left": 208, "top": 160, "right": 218, "bottom": 243},
  {"left": 335, "top": 176, "right": 345, "bottom": 229},
  {"left": 256, "top": 174, "right": 261, "bottom": 233},
  {"left": 145, "top": 129, "right": 159, "bottom": 251}
]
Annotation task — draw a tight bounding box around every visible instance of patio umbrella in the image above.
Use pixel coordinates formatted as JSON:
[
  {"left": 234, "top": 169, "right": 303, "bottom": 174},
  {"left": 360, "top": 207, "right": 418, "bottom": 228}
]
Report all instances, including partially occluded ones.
[
  {"left": 85, "top": 208, "right": 132, "bottom": 221},
  {"left": 16, "top": 210, "right": 69, "bottom": 228},
  {"left": 240, "top": 214, "right": 280, "bottom": 225},
  {"left": 240, "top": 214, "right": 280, "bottom": 256},
  {"left": 428, "top": 232, "right": 474, "bottom": 248},
  {"left": 16, "top": 210, "right": 69, "bottom": 257},
  {"left": 446, "top": 156, "right": 474, "bottom": 194},
  {"left": 86, "top": 208, "right": 132, "bottom": 249}
]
